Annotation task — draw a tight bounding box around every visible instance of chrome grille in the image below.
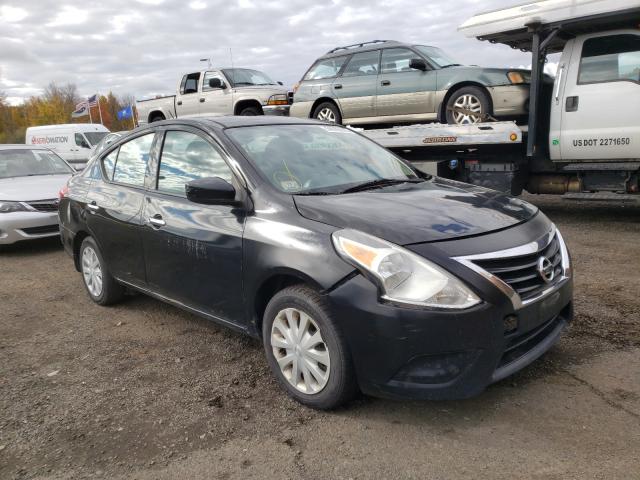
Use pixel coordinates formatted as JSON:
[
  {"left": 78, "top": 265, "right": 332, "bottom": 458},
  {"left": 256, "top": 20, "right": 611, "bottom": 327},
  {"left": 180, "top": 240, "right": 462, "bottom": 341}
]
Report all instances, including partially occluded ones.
[
  {"left": 472, "top": 234, "right": 563, "bottom": 302},
  {"left": 27, "top": 199, "right": 59, "bottom": 212}
]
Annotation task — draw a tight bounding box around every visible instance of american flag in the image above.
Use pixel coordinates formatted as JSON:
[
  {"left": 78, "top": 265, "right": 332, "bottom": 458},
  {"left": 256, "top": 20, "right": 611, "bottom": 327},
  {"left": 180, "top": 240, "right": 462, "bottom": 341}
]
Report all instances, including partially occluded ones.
[{"left": 87, "top": 94, "right": 98, "bottom": 106}]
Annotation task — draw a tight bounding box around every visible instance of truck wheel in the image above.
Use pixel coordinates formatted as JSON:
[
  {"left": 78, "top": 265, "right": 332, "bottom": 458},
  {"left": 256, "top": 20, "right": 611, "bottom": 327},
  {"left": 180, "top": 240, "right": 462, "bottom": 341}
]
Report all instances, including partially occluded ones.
[
  {"left": 150, "top": 113, "right": 166, "bottom": 123},
  {"left": 313, "top": 102, "right": 341, "bottom": 124},
  {"left": 262, "top": 285, "right": 357, "bottom": 410},
  {"left": 239, "top": 106, "right": 261, "bottom": 116},
  {"left": 445, "top": 87, "right": 491, "bottom": 125}
]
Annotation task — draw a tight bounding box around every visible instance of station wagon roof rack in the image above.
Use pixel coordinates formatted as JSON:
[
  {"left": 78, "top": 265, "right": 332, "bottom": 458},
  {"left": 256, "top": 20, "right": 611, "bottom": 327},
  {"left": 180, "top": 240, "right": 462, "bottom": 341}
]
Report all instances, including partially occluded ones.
[{"left": 326, "top": 40, "right": 392, "bottom": 54}]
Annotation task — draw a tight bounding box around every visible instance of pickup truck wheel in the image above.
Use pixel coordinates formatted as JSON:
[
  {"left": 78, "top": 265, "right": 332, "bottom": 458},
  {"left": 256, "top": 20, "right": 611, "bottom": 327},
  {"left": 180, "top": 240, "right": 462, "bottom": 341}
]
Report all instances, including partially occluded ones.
[
  {"left": 239, "top": 106, "right": 261, "bottom": 116},
  {"left": 150, "top": 113, "right": 166, "bottom": 123},
  {"left": 445, "top": 86, "right": 491, "bottom": 125},
  {"left": 313, "top": 102, "right": 341, "bottom": 124}
]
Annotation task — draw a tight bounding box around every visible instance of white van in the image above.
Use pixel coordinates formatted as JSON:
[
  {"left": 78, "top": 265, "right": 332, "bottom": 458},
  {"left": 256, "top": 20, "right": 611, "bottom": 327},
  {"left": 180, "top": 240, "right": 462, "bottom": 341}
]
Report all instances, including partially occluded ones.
[{"left": 26, "top": 124, "right": 110, "bottom": 169}]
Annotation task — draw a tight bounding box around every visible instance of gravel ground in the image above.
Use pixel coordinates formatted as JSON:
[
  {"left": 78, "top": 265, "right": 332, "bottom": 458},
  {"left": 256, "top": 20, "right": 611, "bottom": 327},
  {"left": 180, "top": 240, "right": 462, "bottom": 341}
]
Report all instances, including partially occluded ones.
[{"left": 1, "top": 194, "right": 639, "bottom": 479}]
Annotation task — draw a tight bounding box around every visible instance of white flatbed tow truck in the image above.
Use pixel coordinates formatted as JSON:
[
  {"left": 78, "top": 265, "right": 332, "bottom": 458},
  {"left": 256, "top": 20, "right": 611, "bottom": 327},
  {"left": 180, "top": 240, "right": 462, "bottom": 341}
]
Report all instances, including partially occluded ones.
[{"left": 360, "top": 0, "right": 640, "bottom": 202}]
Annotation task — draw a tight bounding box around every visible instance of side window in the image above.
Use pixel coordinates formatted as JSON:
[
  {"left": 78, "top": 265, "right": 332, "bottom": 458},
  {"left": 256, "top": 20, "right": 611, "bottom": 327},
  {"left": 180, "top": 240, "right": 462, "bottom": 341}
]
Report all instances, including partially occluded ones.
[
  {"left": 180, "top": 72, "right": 201, "bottom": 94},
  {"left": 112, "top": 133, "right": 154, "bottom": 186},
  {"left": 579, "top": 34, "right": 640, "bottom": 84},
  {"left": 102, "top": 150, "right": 118, "bottom": 180},
  {"left": 157, "top": 131, "right": 232, "bottom": 197},
  {"left": 381, "top": 48, "right": 422, "bottom": 73},
  {"left": 303, "top": 56, "right": 348, "bottom": 80},
  {"left": 75, "top": 133, "right": 90, "bottom": 149},
  {"left": 202, "top": 71, "right": 225, "bottom": 91},
  {"left": 342, "top": 51, "right": 380, "bottom": 77}
]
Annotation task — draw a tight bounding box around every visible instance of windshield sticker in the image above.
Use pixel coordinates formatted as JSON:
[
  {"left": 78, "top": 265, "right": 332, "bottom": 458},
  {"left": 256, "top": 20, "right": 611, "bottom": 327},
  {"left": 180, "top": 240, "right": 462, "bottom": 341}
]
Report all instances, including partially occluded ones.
[{"left": 280, "top": 179, "right": 301, "bottom": 192}]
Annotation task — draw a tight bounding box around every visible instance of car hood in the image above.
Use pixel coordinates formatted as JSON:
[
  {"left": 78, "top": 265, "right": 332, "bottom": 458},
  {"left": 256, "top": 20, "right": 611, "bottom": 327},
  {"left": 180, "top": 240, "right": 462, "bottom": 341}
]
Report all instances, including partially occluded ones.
[
  {"left": 0, "top": 174, "right": 72, "bottom": 201},
  {"left": 293, "top": 178, "right": 538, "bottom": 245}
]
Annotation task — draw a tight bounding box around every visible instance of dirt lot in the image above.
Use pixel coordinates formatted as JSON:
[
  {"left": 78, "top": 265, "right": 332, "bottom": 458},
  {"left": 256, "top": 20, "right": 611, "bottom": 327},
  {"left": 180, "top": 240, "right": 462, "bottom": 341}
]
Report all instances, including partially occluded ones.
[{"left": 1, "top": 194, "right": 639, "bottom": 480}]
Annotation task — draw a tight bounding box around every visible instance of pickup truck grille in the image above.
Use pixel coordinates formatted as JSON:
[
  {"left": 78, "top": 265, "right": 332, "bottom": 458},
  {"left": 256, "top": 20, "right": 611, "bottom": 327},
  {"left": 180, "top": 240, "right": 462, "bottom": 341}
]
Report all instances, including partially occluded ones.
[
  {"left": 472, "top": 233, "right": 563, "bottom": 302},
  {"left": 27, "top": 199, "right": 59, "bottom": 212}
]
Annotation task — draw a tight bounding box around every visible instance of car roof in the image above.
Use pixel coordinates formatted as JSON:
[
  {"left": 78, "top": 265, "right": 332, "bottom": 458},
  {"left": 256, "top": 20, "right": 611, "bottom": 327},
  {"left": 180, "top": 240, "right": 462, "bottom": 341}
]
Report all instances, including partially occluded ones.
[
  {"left": 319, "top": 40, "right": 416, "bottom": 59},
  {"left": 147, "top": 116, "right": 322, "bottom": 130},
  {"left": 0, "top": 144, "right": 54, "bottom": 151}
]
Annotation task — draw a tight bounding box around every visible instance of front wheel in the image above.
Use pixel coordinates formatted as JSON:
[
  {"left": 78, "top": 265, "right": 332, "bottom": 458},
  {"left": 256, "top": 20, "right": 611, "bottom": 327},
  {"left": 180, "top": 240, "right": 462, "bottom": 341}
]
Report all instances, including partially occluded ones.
[
  {"left": 445, "top": 86, "right": 491, "bottom": 125},
  {"left": 312, "top": 102, "right": 341, "bottom": 124},
  {"left": 239, "top": 106, "right": 261, "bottom": 116},
  {"left": 262, "top": 285, "right": 357, "bottom": 409},
  {"left": 79, "top": 237, "right": 124, "bottom": 306}
]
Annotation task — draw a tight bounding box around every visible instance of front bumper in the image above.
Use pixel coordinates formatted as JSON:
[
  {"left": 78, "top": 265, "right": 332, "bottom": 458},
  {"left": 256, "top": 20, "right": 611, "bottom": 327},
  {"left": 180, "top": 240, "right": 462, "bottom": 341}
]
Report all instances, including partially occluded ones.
[
  {"left": 263, "top": 104, "right": 290, "bottom": 116},
  {"left": 0, "top": 211, "right": 60, "bottom": 245},
  {"left": 328, "top": 273, "right": 573, "bottom": 400}
]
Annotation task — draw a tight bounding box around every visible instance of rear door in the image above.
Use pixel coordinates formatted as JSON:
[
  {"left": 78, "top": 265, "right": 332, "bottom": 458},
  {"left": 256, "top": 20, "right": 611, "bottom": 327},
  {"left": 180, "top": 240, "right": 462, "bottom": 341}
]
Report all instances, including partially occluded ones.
[
  {"left": 199, "top": 71, "right": 233, "bottom": 115},
  {"left": 558, "top": 31, "right": 640, "bottom": 160},
  {"left": 141, "top": 127, "right": 246, "bottom": 325},
  {"left": 85, "top": 132, "right": 158, "bottom": 285},
  {"left": 376, "top": 47, "right": 438, "bottom": 117},
  {"left": 333, "top": 50, "right": 380, "bottom": 120},
  {"left": 175, "top": 72, "right": 202, "bottom": 117}
]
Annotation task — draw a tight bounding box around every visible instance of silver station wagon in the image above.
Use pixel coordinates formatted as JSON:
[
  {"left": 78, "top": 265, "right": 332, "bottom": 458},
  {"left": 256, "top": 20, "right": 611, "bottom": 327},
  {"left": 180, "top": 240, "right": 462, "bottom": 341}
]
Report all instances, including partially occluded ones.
[{"left": 290, "top": 40, "right": 531, "bottom": 126}]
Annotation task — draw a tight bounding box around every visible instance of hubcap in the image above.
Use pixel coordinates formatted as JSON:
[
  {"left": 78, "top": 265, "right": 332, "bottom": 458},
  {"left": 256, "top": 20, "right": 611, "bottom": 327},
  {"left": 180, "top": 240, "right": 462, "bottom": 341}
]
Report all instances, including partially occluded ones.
[
  {"left": 270, "top": 308, "right": 330, "bottom": 394},
  {"left": 452, "top": 94, "right": 483, "bottom": 124},
  {"left": 316, "top": 107, "right": 336, "bottom": 123},
  {"left": 82, "top": 246, "right": 103, "bottom": 297}
]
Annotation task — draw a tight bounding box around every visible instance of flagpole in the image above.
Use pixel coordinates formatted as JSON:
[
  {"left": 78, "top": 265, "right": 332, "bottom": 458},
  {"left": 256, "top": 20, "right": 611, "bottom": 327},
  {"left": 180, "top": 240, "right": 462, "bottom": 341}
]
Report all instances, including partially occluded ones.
[
  {"left": 88, "top": 99, "right": 93, "bottom": 124},
  {"left": 97, "top": 93, "right": 104, "bottom": 125},
  {"left": 131, "top": 106, "right": 136, "bottom": 130}
]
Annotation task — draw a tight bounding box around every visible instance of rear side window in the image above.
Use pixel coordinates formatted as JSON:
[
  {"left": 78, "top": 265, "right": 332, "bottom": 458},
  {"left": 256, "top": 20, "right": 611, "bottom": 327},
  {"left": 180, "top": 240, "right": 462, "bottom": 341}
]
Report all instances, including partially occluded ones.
[
  {"left": 112, "top": 133, "right": 154, "bottom": 186},
  {"left": 102, "top": 150, "right": 118, "bottom": 180},
  {"left": 381, "top": 48, "right": 422, "bottom": 73},
  {"left": 303, "top": 56, "right": 348, "bottom": 80},
  {"left": 342, "top": 51, "right": 380, "bottom": 77},
  {"left": 157, "top": 131, "right": 232, "bottom": 196},
  {"left": 579, "top": 34, "right": 640, "bottom": 84}
]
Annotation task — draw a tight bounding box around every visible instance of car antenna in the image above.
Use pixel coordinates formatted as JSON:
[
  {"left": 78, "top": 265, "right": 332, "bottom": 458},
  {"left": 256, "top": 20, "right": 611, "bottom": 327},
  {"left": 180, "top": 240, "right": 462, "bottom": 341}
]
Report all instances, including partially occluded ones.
[{"left": 229, "top": 47, "right": 235, "bottom": 106}]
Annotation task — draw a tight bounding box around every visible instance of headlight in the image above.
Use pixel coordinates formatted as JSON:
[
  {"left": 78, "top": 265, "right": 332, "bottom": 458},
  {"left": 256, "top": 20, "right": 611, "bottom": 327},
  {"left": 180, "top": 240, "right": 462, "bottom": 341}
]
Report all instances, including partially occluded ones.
[
  {"left": 332, "top": 229, "right": 481, "bottom": 309},
  {"left": 266, "top": 94, "right": 289, "bottom": 106},
  {"left": 507, "top": 71, "right": 525, "bottom": 84},
  {"left": 0, "top": 201, "right": 29, "bottom": 213}
]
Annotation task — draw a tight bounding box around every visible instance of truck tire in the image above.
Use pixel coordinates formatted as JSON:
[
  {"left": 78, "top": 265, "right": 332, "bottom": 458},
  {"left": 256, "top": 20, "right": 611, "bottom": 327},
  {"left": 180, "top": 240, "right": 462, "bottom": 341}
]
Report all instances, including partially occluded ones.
[
  {"left": 150, "top": 113, "right": 166, "bottom": 123},
  {"left": 445, "top": 86, "right": 491, "bottom": 125},
  {"left": 239, "top": 106, "right": 261, "bottom": 116},
  {"left": 312, "top": 102, "right": 341, "bottom": 124}
]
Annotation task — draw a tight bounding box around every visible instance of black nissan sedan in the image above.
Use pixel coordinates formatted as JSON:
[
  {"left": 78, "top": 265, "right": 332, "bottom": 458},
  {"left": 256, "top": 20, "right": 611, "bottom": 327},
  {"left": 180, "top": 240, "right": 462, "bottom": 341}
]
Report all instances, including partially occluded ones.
[{"left": 59, "top": 116, "right": 572, "bottom": 409}]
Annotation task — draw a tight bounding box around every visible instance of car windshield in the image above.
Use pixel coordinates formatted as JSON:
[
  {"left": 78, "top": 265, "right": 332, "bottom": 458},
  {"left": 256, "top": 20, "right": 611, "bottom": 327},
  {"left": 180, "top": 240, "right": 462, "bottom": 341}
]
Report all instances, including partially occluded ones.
[
  {"left": 226, "top": 124, "right": 419, "bottom": 194},
  {"left": 0, "top": 149, "right": 74, "bottom": 179},
  {"left": 84, "top": 131, "right": 108, "bottom": 146},
  {"left": 222, "top": 68, "right": 277, "bottom": 86},
  {"left": 414, "top": 45, "right": 461, "bottom": 68}
]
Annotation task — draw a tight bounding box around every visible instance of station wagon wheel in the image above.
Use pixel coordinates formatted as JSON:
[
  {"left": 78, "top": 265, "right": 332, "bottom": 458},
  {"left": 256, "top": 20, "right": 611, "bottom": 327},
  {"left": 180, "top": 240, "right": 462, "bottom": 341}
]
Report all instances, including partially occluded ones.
[
  {"left": 79, "top": 236, "right": 125, "bottom": 306},
  {"left": 262, "top": 285, "right": 356, "bottom": 409},
  {"left": 445, "top": 86, "right": 491, "bottom": 125},
  {"left": 312, "top": 101, "right": 342, "bottom": 124}
]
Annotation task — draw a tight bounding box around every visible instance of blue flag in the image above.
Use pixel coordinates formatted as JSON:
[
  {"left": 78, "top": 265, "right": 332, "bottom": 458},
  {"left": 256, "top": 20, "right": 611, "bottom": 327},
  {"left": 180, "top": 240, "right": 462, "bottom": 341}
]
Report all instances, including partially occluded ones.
[{"left": 117, "top": 105, "right": 133, "bottom": 120}]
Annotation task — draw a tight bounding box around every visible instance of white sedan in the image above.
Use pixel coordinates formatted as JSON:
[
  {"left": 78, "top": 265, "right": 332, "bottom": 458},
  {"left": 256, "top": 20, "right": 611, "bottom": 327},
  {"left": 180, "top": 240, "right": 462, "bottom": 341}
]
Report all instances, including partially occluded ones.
[{"left": 0, "top": 145, "right": 74, "bottom": 245}]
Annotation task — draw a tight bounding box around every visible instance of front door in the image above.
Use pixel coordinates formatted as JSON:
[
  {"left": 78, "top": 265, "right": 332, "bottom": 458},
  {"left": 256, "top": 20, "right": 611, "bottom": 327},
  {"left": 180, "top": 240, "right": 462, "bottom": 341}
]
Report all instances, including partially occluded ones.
[
  {"left": 85, "top": 132, "right": 157, "bottom": 284},
  {"left": 558, "top": 31, "right": 640, "bottom": 160},
  {"left": 333, "top": 50, "right": 380, "bottom": 120},
  {"left": 376, "top": 47, "right": 438, "bottom": 117},
  {"left": 175, "top": 72, "right": 202, "bottom": 117},
  {"left": 200, "top": 71, "right": 234, "bottom": 115},
  {"left": 141, "top": 128, "right": 245, "bottom": 325}
]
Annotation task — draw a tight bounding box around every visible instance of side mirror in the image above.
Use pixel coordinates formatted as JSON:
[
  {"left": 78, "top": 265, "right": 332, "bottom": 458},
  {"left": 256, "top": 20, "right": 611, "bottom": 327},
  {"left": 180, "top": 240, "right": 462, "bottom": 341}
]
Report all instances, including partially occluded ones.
[
  {"left": 277, "top": 81, "right": 283, "bottom": 85},
  {"left": 208, "top": 78, "right": 226, "bottom": 89},
  {"left": 409, "top": 58, "right": 427, "bottom": 71},
  {"left": 186, "top": 177, "right": 235, "bottom": 204}
]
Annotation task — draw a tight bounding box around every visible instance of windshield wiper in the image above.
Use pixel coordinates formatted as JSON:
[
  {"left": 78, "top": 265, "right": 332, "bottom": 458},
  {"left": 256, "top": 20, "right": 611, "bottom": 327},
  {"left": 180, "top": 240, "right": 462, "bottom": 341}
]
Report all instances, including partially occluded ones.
[{"left": 340, "top": 178, "right": 423, "bottom": 194}]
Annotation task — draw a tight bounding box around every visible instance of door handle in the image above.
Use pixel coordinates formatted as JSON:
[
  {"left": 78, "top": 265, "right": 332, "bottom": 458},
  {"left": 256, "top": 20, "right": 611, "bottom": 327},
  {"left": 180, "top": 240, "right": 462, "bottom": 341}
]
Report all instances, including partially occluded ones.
[
  {"left": 86, "top": 201, "right": 99, "bottom": 212},
  {"left": 380, "top": 80, "right": 391, "bottom": 86},
  {"left": 199, "top": 98, "right": 205, "bottom": 103},
  {"left": 565, "top": 96, "right": 579, "bottom": 112},
  {"left": 177, "top": 100, "right": 182, "bottom": 106},
  {"left": 148, "top": 215, "right": 166, "bottom": 228},
  {"left": 334, "top": 84, "right": 342, "bottom": 89}
]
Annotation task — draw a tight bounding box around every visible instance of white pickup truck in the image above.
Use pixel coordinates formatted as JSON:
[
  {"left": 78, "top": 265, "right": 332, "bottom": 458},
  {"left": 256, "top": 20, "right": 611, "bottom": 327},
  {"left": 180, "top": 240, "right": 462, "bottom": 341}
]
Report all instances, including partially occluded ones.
[{"left": 136, "top": 68, "right": 290, "bottom": 125}]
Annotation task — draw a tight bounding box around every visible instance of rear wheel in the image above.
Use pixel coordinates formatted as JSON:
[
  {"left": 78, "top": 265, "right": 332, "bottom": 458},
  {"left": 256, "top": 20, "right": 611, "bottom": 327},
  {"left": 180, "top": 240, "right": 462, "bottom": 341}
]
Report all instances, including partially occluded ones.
[
  {"left": 445, "top": 86, "right": 491, "bottom": 125},
  {"left": 312, "top": 102, "right": 341, "bottom": 124},
  {"left": 262, "top": 285, "right": 357, "bottom": 409},
  {"left": 80, "top": 237, "right": 124, "bottom": 306}
]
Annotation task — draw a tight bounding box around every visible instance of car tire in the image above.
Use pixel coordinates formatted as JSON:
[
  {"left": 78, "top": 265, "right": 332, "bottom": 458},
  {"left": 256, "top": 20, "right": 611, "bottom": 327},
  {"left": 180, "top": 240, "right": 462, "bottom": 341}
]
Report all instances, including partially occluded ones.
[
  {"left": 150, "top": 113, "right": 166, "bottom": 123},
  {"left": 445, "top": 86, "right": 491, "bottom": 125},
  {"left": 312, "top": 102, "right": 342, "bottom": 124},
  {"left": 262, "top": 285, "right": 357, "bottom": 409},
  {"left": 239, "top": 106, "right": 261, "bottom": 116},
  {"left": 79, "top": 236, "right": 124, "bottom": 306}
]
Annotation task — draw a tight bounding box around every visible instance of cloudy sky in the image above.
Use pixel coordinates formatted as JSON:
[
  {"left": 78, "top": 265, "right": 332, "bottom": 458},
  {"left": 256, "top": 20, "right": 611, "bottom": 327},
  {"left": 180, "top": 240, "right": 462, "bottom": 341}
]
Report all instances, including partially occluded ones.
[{"left": 0, "top": 0, "right": 548, "bottom": 105}]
